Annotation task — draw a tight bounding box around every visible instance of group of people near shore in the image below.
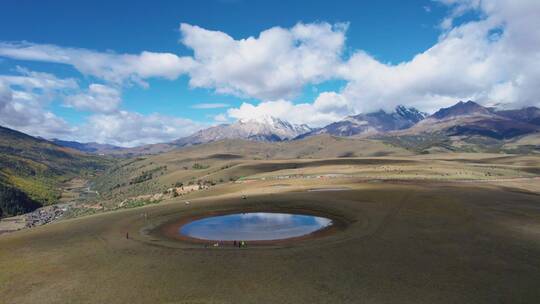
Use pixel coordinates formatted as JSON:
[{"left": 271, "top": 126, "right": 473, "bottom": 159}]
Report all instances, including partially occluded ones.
[
  {"left": 207, "top": 240, "right": 247, "bottom": 248},
  {"left": 233, "top": 240, "right": 247, "bottom": 248}
]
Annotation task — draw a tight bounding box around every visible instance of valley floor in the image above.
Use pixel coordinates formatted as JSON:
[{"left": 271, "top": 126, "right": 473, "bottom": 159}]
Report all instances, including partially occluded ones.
[{"left": 1, "top": 155, "right": 540, "bottom": 303}]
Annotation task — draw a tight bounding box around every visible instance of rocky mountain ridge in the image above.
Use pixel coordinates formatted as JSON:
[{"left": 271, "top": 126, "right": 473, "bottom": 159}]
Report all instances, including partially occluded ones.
[{"left": 49, "top": 101, "right": 540, "bottom": 154}]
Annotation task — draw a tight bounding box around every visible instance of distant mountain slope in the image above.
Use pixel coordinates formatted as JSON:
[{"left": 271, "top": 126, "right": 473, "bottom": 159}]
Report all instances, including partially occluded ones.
[
  {"left": 0, "top": 126, "right": 110, "bottom": 217},
  {"left": 299, "top": 105, "right": 426, "bottom": 138},
  {"left": 496, "top": 106, "right": 540, "bottom": 126},
  {"left": 502, "top": 133, "right": 540, "bottom": 154},
  {"left": 431, "top": 100, "right": 492, "bottom": 119},
  {"left": 51, "top": 139, "right": 124, "bottom": 154},
  {"left": 173, "top": 116, "right": 312, "bottom": 146},
  {"left": 376, "top": 101, "right": 540, "bottom": 154},
  {"left": 400, "top": 101, "right": 539, "bottom": 139},
  {"left": 60, "top": 116, "right": 313, "bottom": 157},
  {"left": 50, "top": 102, "right": 540, "bottom": 158}
]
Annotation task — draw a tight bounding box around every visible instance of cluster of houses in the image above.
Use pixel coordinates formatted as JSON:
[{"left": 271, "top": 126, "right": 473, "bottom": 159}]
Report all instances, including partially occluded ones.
[
  {"left": 165, "top": 184, "right": 207, "bottom": 197},
  {"left": 25, "top": 204, "right": 68, "bottom": 228}
]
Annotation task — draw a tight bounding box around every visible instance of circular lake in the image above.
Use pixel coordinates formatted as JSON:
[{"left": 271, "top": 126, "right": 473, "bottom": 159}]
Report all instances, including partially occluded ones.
[{"left": 179, "top": 212, "right": 333, "bottom": 241}]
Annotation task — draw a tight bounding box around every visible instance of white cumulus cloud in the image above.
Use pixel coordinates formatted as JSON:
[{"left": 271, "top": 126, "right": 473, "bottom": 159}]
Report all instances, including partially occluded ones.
[
  {"left": 0, "top": 42, "right": 196, "bottom": 86},
  {"left": 228, "top": 0, "right": 540, "bottom": 124},
  {"left": 333, "top": 0, "right": 540, "bottom": 113},
  {"left": 64, "top": 84, "right": 122, "bottom": 113},
  {"left": 77, "top": 111, "right": 204, "bottom": 147},
  {"left": 180, "top": 22, "right": 347, "bottom": 100},
  {"left": 227, "top": 94, "right": 354, "bottom": 127},
  {"left": 0, "top": 79, "right": 74, "bottom": 138}
]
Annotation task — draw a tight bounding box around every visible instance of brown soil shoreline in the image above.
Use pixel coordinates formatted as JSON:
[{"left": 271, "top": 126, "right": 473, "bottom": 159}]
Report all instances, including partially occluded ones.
[{"left": 159, "top": 208, "right": 348, "bottom": 246}]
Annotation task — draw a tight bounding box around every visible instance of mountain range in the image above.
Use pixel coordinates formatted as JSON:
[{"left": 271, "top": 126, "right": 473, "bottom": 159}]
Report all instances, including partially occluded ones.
[
  {"left": 0, "top": 100, "right": 529, "bottom": 159},
  {"left": 48, "top": 101, "right": 538, "bottom": 155},
  {"left": 298, "top": 105, "right": 427, "bottom": 138},
  {"left": 398, "top": 101, "right": 539, "bottom": 139}
]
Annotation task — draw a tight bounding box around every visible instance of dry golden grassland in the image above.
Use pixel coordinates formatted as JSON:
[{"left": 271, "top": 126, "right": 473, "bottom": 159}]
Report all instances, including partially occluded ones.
[{"left": 1, "top": 154, "right": 539, "bottom": 304}]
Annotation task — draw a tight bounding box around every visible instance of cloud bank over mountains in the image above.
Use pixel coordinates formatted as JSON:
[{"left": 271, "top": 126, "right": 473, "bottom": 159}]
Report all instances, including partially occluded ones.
[
  {"left": 227, "top": 0, "right": 540, "bottom": 124},
  {"left": 0, "top": 0, "right": 538, "bottom": 146}
]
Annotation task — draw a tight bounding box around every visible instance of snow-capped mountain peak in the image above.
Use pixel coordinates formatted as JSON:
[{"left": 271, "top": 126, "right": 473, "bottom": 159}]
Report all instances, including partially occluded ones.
[
  {"left": 173, "top": 116, "right": 313, "bottom": 146},
  {"left": 395, "top": 105, "right": 428, "bottom": 123},
  {"left": 297, "top": 105, "right": 427, "bottom": 139}
]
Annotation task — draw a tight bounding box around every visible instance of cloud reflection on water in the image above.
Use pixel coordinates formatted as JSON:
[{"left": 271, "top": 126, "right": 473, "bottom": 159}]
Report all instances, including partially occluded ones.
[{"left": 180, "top": 212, "right": 332, "bottom": 241}]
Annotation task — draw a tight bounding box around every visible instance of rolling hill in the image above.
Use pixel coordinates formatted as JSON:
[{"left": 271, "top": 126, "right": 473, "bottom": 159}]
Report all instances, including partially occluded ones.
[
  {"left": 0, "top": 125, "right": 111, "bottom": 217},
  {"left": 50, "top": 139, "right": 125, "bottom": 155},
  {"left": 91, "top": 134, "right": 412, "bottom": 203}
]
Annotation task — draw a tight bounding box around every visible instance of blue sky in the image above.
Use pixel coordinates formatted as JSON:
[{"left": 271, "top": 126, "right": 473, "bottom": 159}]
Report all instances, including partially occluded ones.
[
  {"left": 1, "top": 0, "right": 445, "bottom": 60},
  {"left": 0, "top": 0, "right": 538, "bottom": 146}
]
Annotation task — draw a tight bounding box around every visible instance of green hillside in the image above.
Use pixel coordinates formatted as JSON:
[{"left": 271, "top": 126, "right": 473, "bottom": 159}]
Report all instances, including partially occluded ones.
[{"left": 0, "top": 126, "right": 112, "bottom": 217}]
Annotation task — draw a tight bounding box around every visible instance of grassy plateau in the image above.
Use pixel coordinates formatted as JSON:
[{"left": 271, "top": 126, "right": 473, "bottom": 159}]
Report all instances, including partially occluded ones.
[{"left": 1, "top": 150, "right": 539, "bottom": 303}]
